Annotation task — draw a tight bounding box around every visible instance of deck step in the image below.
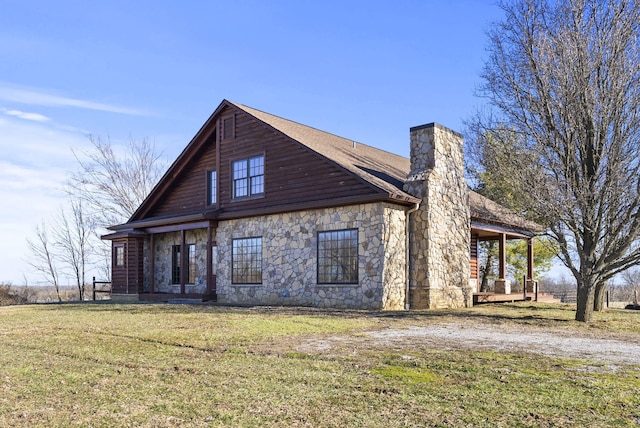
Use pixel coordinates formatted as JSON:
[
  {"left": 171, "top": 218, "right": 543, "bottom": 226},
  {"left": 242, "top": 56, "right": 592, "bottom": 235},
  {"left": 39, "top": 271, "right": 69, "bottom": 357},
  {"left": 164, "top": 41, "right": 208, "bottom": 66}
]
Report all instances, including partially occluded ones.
[{"left": 168, "top": 298, "right": 203, "bottom": 304}]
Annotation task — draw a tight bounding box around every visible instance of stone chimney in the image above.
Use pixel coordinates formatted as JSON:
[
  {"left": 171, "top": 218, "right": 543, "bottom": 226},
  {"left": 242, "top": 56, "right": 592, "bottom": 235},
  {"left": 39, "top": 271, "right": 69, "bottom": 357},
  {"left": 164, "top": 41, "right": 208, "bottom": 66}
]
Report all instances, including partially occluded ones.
[{"left": 404, "top": 123, "right": 472, "bottom": 308}]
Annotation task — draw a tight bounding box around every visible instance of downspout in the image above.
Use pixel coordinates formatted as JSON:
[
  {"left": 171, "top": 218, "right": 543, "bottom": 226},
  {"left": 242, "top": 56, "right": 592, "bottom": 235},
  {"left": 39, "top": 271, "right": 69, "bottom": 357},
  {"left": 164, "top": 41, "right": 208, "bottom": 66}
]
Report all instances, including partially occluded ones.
[{"left": 405, "top": 202, "right": 420, "bottom": 310}]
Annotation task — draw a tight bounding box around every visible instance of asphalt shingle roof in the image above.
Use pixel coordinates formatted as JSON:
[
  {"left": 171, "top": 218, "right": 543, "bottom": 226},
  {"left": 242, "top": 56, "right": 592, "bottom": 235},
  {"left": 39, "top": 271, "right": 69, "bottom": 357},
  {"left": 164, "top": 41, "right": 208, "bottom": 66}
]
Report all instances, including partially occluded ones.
[{"left": 231, "top": 101, "right": 542, "bottom": 234}]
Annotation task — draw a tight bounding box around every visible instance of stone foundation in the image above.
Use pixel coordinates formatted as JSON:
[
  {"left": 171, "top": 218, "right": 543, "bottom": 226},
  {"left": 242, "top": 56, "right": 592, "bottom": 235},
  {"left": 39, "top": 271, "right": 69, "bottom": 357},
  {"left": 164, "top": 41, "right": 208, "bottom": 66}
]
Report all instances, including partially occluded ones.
[
  {"left": 494, "top": 279, "right": 511, "bottom": 294},
  {"left": 469, "top": 278, "right": 478, "bottom": 294},
  {"left": 111, "top": 293, "right": 139, "bottom": 303}
]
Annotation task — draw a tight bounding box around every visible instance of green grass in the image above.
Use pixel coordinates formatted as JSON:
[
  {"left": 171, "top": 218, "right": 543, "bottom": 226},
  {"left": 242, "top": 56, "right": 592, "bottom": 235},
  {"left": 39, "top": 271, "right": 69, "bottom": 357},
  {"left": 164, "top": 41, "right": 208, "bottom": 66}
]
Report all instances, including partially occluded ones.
[{"left": 0, "top": 302, "right": 639, "bottom": 427}]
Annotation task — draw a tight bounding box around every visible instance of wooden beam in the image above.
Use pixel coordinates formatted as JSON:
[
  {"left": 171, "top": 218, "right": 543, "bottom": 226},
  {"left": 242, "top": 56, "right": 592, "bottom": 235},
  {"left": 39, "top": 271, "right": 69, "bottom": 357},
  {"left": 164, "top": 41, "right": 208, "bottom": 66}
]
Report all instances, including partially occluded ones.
[
  {"left": 143, "top": 221, "right": 210, "bottom": 234},
  {"left": 180, "top": 230, "right": 186, "bottom": 295}
]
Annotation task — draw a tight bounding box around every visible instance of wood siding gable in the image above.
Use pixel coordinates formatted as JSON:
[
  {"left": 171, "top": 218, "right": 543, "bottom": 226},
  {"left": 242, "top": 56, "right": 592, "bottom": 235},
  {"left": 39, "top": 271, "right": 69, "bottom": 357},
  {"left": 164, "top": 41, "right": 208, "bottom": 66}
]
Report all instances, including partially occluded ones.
[
  {"left": 128, "top": 100, "right": 405, "bottom": 225},
  {"left": 146, "top": 134, "right": 216, "bottom": 218}
]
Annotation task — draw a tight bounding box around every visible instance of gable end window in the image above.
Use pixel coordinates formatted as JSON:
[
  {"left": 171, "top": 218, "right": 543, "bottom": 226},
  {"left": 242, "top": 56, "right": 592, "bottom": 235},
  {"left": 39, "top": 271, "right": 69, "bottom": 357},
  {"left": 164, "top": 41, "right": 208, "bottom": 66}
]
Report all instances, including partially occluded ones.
[
  {"left": 317, "top": 229, "right": 359, "bottom": 284},
  {"left": 232, "top": 237, "right": 262, "bottom": 284},
  {"left": 232, "top": 155, "right": 264, "bottom": 199},
  {"left": 207, "top": 170, "right": 217, "bottom": 205}
]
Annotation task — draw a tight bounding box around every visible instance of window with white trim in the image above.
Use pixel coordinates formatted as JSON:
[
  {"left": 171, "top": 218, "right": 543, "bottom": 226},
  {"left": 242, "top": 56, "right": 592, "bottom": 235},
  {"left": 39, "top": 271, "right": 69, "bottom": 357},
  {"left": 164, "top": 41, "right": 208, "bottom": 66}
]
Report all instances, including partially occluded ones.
[
  {"left": 208, "top": 170, "right": 217, "bottom": 205},
  {"left": 232, "top": 155, "right": 264, "bottom": 198}
]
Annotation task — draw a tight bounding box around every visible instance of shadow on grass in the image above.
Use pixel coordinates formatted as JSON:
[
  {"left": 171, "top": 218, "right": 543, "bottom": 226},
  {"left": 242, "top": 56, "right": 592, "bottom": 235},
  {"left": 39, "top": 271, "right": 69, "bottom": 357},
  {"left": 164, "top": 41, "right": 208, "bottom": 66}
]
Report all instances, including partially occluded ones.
[{"left": 26, "top": 300, "right": 579, "bottom": 325}]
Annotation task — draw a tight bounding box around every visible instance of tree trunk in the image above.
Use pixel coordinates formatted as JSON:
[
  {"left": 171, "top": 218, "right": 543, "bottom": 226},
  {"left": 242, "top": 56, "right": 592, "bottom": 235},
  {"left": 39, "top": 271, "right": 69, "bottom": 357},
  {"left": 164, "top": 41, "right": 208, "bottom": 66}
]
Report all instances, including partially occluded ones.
[
  {"left": 593, "top": 281, "right": 606, "bottom": 312},
  {"left": 576, "top": 280, "right": 595, "bottom": 322},
  {"left": 480, "top": 241, "right": 495, "bottom": 292}
]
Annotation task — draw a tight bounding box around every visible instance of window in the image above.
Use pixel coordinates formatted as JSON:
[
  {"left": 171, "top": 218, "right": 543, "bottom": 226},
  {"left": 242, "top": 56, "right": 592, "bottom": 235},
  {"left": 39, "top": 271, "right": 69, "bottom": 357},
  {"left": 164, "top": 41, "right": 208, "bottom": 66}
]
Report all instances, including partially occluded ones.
[
  {"left": 114, "top": 245, "right": 125, "bottom": 268},
  {"left": 171, "top": 245, "right": 181, "bottom": 284},
  {"left": 317, "top": 229, "right": 358, "bottom": 284},
  {"left": 208, "top": 170, "right": 217, "bottom": 205},
  {"left": 171, "top": 244, "right": 196, "bottom": 284},
  {"left": 232, "top": 155, "right": 264, "bottom": 198},
  {"left": 232, "top": 237, "right": 262, "bottom": 283},
  {"left": 187, "top": 244, "right": 196, "bottom": 284}
]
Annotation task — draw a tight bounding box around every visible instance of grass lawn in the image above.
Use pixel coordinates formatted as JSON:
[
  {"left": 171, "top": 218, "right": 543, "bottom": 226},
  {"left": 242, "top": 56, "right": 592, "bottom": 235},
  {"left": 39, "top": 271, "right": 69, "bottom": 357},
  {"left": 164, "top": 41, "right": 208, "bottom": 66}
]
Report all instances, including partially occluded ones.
[{"left": 0, "top": 302, "right": 639, "bottom": 427}]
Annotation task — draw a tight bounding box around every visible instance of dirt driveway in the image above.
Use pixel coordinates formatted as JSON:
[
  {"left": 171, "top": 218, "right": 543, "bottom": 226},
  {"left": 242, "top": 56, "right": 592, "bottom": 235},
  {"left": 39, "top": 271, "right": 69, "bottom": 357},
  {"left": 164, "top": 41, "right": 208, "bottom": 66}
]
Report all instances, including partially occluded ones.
[{"left": 297, "top": 322, "right": 640, "bottom": 367}]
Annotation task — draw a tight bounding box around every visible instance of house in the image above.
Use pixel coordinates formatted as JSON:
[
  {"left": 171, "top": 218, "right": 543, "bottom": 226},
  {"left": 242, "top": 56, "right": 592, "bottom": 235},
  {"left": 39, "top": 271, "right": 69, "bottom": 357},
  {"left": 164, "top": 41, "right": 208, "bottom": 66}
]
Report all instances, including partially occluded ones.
[{"left": 102, "top": 100, "right": 542, "bottom": 309}]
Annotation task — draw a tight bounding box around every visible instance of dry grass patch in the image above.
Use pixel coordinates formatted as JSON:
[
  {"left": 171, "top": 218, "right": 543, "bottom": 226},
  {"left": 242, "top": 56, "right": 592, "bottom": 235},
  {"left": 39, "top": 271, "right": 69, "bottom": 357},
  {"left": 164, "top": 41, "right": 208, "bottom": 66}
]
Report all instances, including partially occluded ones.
[{"left": 0, "top": 302, "right": 639, "bottom": 427}]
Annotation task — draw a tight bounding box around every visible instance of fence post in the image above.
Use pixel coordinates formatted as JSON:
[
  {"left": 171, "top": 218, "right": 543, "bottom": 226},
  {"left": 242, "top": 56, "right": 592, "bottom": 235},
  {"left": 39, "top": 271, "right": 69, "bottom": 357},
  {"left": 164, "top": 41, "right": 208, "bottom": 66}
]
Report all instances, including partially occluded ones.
[
  {"left": 93, "top": 276, "right": 96, "bottom": 301},
  {"left": 606, "top": 289, "right": 609, "bottom": 308}
]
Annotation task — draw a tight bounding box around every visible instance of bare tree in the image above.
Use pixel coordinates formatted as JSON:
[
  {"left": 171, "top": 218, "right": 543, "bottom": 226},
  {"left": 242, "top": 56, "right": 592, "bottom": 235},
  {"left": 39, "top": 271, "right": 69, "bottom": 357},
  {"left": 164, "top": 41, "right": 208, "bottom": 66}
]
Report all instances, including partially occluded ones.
[
  {"left": 68, "top": 135, "right": 166, "bottom": 228},
  {"left": 620, "top": 269, "right": 640, "bottom": 305},
  {"left": 25, "top": 222, "right": 62, "bottom": 302},
  {"left": 53, "top": 198, "right": 93, "bottom": 300},
  {"left": 472, "top": 0, "right": 640, "bottom": 321}
]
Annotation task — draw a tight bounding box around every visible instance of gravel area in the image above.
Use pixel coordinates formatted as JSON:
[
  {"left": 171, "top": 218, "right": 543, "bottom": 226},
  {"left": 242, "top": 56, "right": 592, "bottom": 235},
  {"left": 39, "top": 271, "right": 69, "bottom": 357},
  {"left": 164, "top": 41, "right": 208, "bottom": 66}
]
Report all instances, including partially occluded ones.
[{"left": 298, "top": 323, "right": 640, "bottom": 367}]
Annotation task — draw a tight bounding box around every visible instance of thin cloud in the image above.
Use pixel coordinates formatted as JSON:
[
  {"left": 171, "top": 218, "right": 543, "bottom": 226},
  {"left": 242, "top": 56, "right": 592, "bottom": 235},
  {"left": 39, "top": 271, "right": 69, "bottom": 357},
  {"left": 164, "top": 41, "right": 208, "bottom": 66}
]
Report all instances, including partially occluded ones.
[
  {"left": 2, "top": 108, "right": 51, "bottom": 122},
  {"left": 0, "top": 83, "right": 150, "bottom": 116}
]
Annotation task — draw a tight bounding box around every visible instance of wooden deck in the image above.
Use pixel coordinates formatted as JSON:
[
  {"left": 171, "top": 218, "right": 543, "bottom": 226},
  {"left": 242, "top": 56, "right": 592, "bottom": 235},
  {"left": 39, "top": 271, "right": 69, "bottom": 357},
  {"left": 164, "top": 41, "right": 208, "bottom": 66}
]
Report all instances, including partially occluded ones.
[{"left": 473, "top": 292, "right": 561, "bottom": 305}]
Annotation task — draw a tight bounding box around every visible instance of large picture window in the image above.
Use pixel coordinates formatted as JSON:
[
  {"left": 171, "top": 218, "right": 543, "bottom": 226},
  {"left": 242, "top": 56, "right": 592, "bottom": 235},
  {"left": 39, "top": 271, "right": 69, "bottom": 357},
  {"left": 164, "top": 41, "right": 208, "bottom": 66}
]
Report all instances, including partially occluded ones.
[
  {"left": 232, "top": 237, "right": 262, "bottom": 284},
  {"left": 232, "top": 155, "right": 264, "bottom": 198},
  {"left": 317, "top": 229, "right": 358, "bottom": 284},
  {"left": 171, "top": 244, "right": 196, "bottom": 284}
]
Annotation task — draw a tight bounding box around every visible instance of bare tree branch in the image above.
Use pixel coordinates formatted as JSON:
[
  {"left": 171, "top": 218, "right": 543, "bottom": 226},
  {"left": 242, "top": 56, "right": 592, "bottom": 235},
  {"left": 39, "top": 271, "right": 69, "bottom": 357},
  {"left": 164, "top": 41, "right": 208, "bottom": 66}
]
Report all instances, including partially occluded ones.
[
  {"left": 68, "top": 135, "right": 166, "bottom": 228},
  {"left": 25, "top": 222, "right": 62, "bottom": 302}
]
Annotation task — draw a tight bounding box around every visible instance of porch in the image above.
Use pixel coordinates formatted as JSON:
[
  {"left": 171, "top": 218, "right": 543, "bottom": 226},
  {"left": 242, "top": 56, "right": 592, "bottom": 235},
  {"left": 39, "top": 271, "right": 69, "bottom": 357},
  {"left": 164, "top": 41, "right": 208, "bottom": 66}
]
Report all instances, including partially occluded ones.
[
  {"left": 138, "top": 292, "right": 217, "bottom": 303},
  {"left": 470, "top": 222, "right": 544, "bottom": 304},
  {"left": 105, "top": 219, "right": 219, "bottom": 303}
]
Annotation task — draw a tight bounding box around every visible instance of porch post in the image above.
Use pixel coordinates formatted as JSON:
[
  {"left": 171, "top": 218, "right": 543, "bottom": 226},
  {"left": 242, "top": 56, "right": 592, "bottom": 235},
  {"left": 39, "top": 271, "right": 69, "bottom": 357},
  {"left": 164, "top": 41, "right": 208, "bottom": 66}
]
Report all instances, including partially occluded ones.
[
  {"left": 180, "top": 230, "right": 186, "bottom": 295},
  {"left": 206, "top": 223, "right": 212, "bottom": 293},
  {"left": 499, "top": 233, "right": 506, "bottom": 279},
  {"left": 527, "top": 238, "right": 534, "bottom": 280},
  {"left": 526, "top": 237, "right": 537, "bottom": 296},
  {"left": 150, "top": 234, "right": 155, "bottom": 294},
  {"left": 494, "top": 232, "right": 511, "bottom": 294}
]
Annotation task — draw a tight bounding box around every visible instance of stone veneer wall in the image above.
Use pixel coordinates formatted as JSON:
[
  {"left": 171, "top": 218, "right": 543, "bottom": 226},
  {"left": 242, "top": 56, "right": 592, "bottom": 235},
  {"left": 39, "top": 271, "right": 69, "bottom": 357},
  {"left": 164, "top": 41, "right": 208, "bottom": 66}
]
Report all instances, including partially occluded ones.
[
  {"left": 215, "top": 202, "right": 407, "bottom": 310},
  {"left": 404, "top": 123, "right": 472, "bottom": 308},
  {"left": 143, "top": 228, "right": 210, "bottom": 294}
]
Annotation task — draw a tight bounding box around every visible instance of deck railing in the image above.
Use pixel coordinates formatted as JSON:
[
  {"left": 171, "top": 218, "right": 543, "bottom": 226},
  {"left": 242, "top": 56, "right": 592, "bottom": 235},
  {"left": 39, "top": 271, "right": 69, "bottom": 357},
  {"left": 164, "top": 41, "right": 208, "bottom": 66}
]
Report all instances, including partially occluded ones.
[{"left": 92, "top": 277, "right": 112, "bottom": 301}]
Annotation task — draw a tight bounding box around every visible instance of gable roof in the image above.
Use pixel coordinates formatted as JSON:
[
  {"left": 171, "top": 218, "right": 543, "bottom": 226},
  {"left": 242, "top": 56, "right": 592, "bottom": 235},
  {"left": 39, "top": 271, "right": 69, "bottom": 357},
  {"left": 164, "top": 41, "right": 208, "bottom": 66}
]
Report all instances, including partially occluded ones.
[
  {"left": 231, "top": 102, "right": 542, "bottom": 234},
  {"left": 116, "top": 100, "right": 542, "bottom": 235},
  {"left": 228, "top": 101, "right": 416, "bottom": 203}
]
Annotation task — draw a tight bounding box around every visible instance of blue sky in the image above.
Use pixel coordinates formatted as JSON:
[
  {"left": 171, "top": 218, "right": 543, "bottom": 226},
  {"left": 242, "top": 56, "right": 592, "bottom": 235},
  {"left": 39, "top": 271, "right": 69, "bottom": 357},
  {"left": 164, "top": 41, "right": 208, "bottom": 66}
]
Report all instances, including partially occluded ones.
[{"left": 0, "top": 0, "right": 507, "bottom": 284}]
